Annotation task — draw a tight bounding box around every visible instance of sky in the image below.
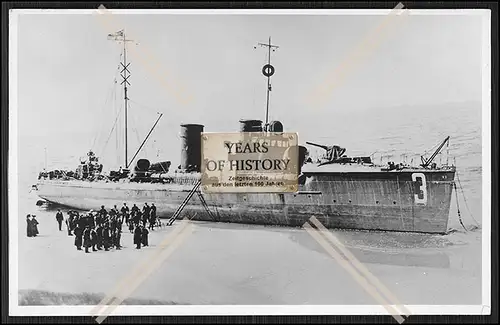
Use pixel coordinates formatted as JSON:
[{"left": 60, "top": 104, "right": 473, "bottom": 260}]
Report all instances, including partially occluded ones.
[{"left": 14, "top": 10, "right": 486, "bottom": 169}]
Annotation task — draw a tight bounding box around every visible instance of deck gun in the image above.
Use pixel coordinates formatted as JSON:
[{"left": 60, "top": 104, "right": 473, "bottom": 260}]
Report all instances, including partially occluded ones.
[
  {"left": 306, "top": 142, "right": 347, "bottom": 162},
  {"left": 306, "top": 141, "right": 371, "bottom": 165}
]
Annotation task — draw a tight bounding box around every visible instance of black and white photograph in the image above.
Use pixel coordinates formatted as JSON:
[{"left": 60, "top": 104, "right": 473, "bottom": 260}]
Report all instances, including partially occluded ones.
[{"left": 7, "top": 6, "right": 491, "bottom": 320}]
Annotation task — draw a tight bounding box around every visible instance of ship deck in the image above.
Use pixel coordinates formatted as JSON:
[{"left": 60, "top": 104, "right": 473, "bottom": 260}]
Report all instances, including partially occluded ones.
[{"left": 301, "top": 163, "right": 456, "bottom": 174}]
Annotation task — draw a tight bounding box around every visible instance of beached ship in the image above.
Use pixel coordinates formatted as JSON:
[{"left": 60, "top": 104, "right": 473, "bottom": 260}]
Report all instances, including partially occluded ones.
[{"left": 33, "top": 31, "right": 456, "bottom": 234}]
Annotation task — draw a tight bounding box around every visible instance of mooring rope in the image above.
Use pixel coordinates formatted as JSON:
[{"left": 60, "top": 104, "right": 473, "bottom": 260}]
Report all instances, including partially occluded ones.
[
  {"left": 456, "top": 170, "right": 481, "bottom": 227},
  {"left": 453, "top": 181, "right": 468, "bottom": 232}
]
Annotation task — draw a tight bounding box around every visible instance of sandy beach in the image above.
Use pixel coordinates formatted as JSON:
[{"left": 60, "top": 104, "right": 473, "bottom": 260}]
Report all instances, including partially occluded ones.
[{"left": 17, "top": 216, "right": 482, "bottom": 306}]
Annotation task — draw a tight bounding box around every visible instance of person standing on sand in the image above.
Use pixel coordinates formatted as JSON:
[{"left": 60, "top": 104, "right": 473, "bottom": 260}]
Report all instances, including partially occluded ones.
[
  {"left": 103, "top": 222, "right": 111, "bottom": 251},
  {"left": 121, "top": 203, "right": 129, "bottom": 225},
  {"left": 31, "top": 215, "right": 39, "bottom": 237},
  {"left": 128, "top": 218, "right": 134, "bottom": 233},
  {"left": 99, "top": 205, "right": 107, "bottom": 219},
  {"left": 131, "top": 203, "right": 139, "bottom": 216},
  {"left": 65, "top": 213, "right": 73, "bottom": 236},
  {"left": 142, "top": 203, "right": 150, "bottom": 226},
  {"left": 134, "top": 224, "right": 142, "bottom": 249},
  {"left": 90, "top": 226, "right": 98, "bottom": 252},
  {"left": 74, "top": 224, "right": 83, "bottom": 250},
  {"left": 26, "top": 215, "right": 32, "bottom": 237},
  {"left": 149, "top": 203, "right": 156, "bottom": 230},
  {"left": 83, "top": 225, "right": 92, "bottom": 253},
  {"left": 115, "top": 221, "right": 122, "bottom": 250},
  {"left": 95, "top": 223, "right": 104, "bottom": 250},
  {"left": 141, "top": 224, "right": 149, "bottom": 247},
  {"left": 55, "top": 209, "right": 64, "bottom": 231}
]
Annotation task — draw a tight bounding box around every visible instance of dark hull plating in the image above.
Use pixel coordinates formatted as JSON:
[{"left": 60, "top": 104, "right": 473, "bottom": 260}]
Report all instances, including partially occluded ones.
[{"left": 36, "top": 168, "right": 455, "bottom": 234}]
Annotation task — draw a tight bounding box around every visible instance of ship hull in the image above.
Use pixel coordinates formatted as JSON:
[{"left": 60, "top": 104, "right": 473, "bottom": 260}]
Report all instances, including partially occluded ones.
[{"left": 35, "top": 169, "right": 455, "bottom": 234}]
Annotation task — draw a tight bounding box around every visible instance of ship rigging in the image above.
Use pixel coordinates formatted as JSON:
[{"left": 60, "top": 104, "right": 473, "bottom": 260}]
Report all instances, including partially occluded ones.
[{"left": 100, "top": 30, "right": 164, "bottom": 174}]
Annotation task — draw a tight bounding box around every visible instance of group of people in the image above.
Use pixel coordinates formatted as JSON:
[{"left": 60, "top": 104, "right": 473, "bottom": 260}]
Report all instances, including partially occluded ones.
[
  {"left": 56, "top": 202, "right": 162, "bottom": 253},
  {"left": 26, "top": 214, "right": 39, "bottom": 237}
]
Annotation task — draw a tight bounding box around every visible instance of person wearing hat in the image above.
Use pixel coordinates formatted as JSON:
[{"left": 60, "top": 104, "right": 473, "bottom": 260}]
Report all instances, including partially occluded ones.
[
  {"left": 83, "top": 225, "right": 92, "bottom": 253},
  {"left": 131, "top": 203, "right": 139, "bottom": 215},
  {"left": 149, "top": 203, "right": 157, "bottom": 230},
  {"left": 31, "top": 215, "right": 39, "bottom": 237},
  {"left": 74, "top": 223, "right": 83, "bottom": 251},
  {"left": 55, "top": 209, "right": 64, "bottom": 231},
  {"left": 103, "top": 222, "right": 111, "bottom": 251},
  {"left": 121, "top": 203, "right": 130, "bottom": 226},
  {"left": 90, "top": 226, "right": 98, "bottom": 252},
  {"left": 133, "top": 223, "right": 142, "bottom": 249},
  {"left": 141, "top": 224, "right": 149, "bottom": 247},
  {"left": 65, "top": 212, "right": 73, "bottom": 236},
  {"left": 26, "top": 215, "right": 33, "bottom": 237},
  {"left": 95, "top": 222, "right": 104, "bottom": 250},
  {"left": 99, "top": 205, "right": 107, "bottom": 219},
  {"left": 115, "top": 217, "right": 123, "bottom": 250},
  {"left": 142, "top": 203, "right": 150, "bottom": 226}
]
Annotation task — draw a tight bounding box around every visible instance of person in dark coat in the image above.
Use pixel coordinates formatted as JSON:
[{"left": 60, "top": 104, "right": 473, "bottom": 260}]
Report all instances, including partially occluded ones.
[
  {"left": 65, "top": 213, "right": 73, "bottom": 236},
  {"left": 26, "top": 215, "right": 32, "bottom": 237},
  {"left": 56, "top": 209, "right": 64, "bottom": 231},
  {"left": 31, "top": 215, "right": 39, "bottom": 237},
  {"left": 83, "top": 225, "right": 92, "bottom": 253},
  {"left": 88, "top": 212, "right": 96, "bottom": 228},
  {"left": 74, "top": 224, "right": 83, "bottom": 250},
  {"left": 99, "top": 205, "right": 107, "bottom": 215},
  {"left": 148, "top": 214, "right": 155, "bottom": 230},
  {"left": 134, "top": 211, "right": 141, "bottom": 226},
  {"left": 90, "top": 226, "right": 98, "bottom": 251},
  {"left": 149, "top": 203, "right": 157, "bottom": 230},
  {"left": 141, "top": 225, "right": 149, "bottom": 247},
  {"left": 131, "top": 203, "right": 139, "bottom": 215},
  {"left": 128, "top": 219, "right": 134, "bottom": 233},
  {"left": 133, "top": 225, "right": 142, "bottom": 249},
  {"left": 115, "top": 221, "right": 122, "bottom": 250},
  {"left": 142, "top": 203, "right": 150, "bottom": 225},
  {"left": 103, "top": 223, "right": 111, "bottom": 251},
  {"left": 96, "top": 223, "right": 104, "bottom": 250},
  {"left": 121, "top": 203, "right": 130, "bottom": 225}
]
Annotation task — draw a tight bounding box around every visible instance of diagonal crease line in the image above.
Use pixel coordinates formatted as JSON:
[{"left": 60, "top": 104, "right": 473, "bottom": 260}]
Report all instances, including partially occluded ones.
[
  {"left": 309, "top": 3, "right": 409, "bottom": 107},
  {"left": 95, "top": 223, "right": 194, "bottom": 323},
  {"left": 90, "top": 217, "right": 190, "bottom": 311},
  {"left": 311, "top": 5, "right": 407, "bottom": 101},
  {"left": 96, "top": 5, "right": 193, "bottom": 106},
  {"left": 309, "top": 216, "right": 412, "bottom": 316},
  {"left": 125, "top": 40, "right": 194, "bottom": 106},
  {"left": 303, "top": 222, "right": 407, "bottom": 324},
  {"left": 94, "top": 223, "right": 194, "bottom": 323},
  {"left": 90, "top": 217, "right": 191, "bottom": 314},
  {"left": 90, "top": 217, "right": 193, "bottom": 320},
  {"left": 314, "top": 14, "right": 406, "bottom": 96}
]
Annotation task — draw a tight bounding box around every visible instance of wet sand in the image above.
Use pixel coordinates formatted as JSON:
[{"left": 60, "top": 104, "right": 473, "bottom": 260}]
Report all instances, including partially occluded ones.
[{"left": 17, "top": 217, "right": 482, "bottom": 306}]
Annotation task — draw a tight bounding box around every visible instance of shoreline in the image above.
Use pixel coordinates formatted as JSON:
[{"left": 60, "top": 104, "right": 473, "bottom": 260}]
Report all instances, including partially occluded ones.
[{"left": 17, "top": 218, "right": 482, "bottom": 306}]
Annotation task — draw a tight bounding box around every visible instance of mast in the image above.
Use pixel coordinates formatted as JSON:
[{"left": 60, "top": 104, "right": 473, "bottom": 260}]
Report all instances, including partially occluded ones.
[
  {"left": 108, "top": 30, "right": 135, "bottom": 168},
  {"left": 123, "top": 35, "right": 128, "bottom": 169},
  {"left": 256, "top": 37, "right": 279, "bottom": 131}
]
